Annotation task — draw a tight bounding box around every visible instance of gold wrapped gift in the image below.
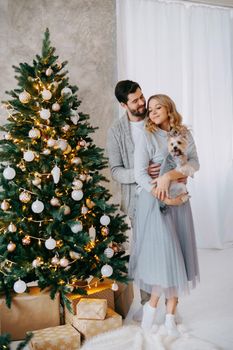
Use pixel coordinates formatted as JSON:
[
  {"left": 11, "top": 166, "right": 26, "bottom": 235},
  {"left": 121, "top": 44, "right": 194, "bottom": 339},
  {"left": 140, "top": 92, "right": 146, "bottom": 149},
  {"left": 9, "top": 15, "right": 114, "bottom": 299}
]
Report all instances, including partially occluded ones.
[
  {"left": 72, "top": 308, "right": 122, "bottom": 340},
  {"left": 76, "top": 298, "right": 107, "bottom": 320},
  {"left": 29, "top": 324, "right": 80, "bottom": 350},
  {"left": 114, "top": 282, "right": 134, "bottom": 318},
  {"left": 64, "top": 281, "right": 114, "bottom": 324},
  {"left": 0, "top": 287, "right": 60, "bottom": 340}
]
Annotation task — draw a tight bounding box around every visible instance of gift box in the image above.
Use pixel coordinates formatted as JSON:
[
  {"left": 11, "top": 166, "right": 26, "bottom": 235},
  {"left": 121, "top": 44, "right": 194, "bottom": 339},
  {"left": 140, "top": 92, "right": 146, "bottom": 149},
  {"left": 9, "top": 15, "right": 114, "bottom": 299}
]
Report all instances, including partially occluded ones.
[
  {"left": 29, "top": 324, "right": 80, "bottom": 350},
  {"left": 64, "top": 281, "right": 114, "bottom": 324},
  {"left": 76, "top": 298, "right": 107, "bottom": 320},
  {"left": 114, "top": 282, "right": 134, "bottom": 318},
  {"left": 0, "top": 287, "right": 60, "bottom": 340},
  {"left": 72, "top": 308, "right": 122, "bottom": 340}
]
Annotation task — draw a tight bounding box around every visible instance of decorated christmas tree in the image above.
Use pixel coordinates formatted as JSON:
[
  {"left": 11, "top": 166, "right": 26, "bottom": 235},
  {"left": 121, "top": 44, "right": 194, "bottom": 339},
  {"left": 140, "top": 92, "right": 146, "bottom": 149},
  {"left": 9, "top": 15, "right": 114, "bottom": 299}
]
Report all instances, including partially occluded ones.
[{"left": 0, "top": 29, "right": 128, "bottom": 307}]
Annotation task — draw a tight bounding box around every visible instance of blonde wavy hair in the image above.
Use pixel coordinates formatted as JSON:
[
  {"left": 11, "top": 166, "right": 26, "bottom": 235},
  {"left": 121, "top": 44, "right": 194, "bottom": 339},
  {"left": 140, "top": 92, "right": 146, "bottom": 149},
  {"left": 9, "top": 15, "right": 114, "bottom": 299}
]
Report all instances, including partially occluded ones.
[{"left": 145, "top": 94, "right": 186, "bottom": 133}]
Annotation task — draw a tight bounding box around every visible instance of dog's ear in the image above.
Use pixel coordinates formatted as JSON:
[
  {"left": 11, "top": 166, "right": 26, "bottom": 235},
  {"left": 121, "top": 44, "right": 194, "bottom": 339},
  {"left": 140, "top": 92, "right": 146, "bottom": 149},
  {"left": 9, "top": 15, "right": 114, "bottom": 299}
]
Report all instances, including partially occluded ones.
[
  {"left": 168, "top": 128, "right": 178, "bottom": 137},
  {"left": 179, "top": 126, "right": 188, "bottom": 138}
]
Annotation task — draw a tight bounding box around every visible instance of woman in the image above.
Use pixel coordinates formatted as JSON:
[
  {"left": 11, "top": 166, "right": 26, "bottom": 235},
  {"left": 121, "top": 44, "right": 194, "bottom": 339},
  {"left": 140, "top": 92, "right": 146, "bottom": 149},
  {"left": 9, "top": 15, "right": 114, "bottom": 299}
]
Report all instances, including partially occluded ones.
[{"left": 129, "top": 94, "right": 199, "bottom": 336}]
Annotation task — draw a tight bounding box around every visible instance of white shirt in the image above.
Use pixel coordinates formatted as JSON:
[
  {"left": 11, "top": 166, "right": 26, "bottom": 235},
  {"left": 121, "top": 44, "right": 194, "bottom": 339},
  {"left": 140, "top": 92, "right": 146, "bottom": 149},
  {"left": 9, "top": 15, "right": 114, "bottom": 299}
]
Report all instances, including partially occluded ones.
[{"left": 130, "top": 120, "right": 145, "bottom": 145}]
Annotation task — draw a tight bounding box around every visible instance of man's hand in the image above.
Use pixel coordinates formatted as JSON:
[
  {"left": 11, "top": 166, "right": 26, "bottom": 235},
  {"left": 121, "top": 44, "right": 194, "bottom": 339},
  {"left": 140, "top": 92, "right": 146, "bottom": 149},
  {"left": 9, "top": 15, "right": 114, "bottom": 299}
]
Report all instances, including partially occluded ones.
[
  {"left": 148, "top": 162, "right": 161, "bottom": 179},
  {"left": 177, "top": 176, "right": 188, "bottom": 184}
]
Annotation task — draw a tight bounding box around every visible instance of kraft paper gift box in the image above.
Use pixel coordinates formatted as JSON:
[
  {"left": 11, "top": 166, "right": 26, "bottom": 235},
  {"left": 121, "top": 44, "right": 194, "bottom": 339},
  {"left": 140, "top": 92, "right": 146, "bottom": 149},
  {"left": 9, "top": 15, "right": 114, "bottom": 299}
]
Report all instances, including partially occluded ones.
[
  {"left": 114, "top": 282, "right": 134, "bottom": 318},
  {"left": 29, "top": 324, "right": 81, "bottom": 350},
  {"left": 76, "top": 298, "right": 107, "bottom": 320},
  {"left": 0, "top": 287, "right": 60, "bottom": 340},
  {"left": 64, "top": 281, "right": 114, "bottom": 324},
  {"left": 72, "top": 308, "right": 122, "bottom": 340}
]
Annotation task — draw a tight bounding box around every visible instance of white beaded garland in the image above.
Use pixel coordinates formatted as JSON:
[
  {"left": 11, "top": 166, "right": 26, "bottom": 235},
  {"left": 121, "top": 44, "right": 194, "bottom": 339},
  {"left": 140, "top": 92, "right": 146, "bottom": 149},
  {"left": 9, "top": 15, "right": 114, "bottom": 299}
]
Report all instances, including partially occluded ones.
[
  {"left": 23, "top": 150, "right": 35, "bottom": 162},
  {"left": 13, "top": 279, "right": 27, "bottom": 293},
  {"left": 45, "top": 237, "right": 56, "bottom": 250},
  {"left": 100, "top": 214, "right": 110, "bottom": 226},
  {"left": 31, "top": 199, "right": 44, "bottom": 213},
  {"left": 3, "top": 166, "right": 16, "bottom": 180},
  {"left": 101, "top": 264, "right": 113, "bottom": 277}
]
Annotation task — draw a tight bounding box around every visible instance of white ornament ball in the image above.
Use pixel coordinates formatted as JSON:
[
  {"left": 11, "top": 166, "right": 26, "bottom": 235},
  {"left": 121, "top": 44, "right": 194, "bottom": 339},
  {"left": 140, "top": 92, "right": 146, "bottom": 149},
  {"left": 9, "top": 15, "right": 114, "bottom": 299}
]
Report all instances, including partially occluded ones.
[
  {"left": 57, "top": 139, "right": 67, "bottom": 151},
  {"left": 52, "top": 102, "right": 60, "bottom": 112},
  {"left": 104, "top": 247, "right": 114, "bottom": 258},
  {"left": 81, "top": 206, "right": 88, "bottom": 215},
  {"left": 32, "top": 177, "right": 41, "bottom": 186},
  {"left": 51, "top": 256, "right": 60, "bottom": 265},
  {"left": 19, "top": 191, "right": 31, "bottom": 203},
  {"left": 43, "top": 149, "right": 51, "bottom": 155},
  {"left": 79, "top": 174, "right": 87, "bottom": 181},
  {"left": 3, "top": 166, "right": 16, "bottom": 180},
  {"left": 1, "top": 200, "right": 10, "bottom": 211},
  {"left": 61, "top": 87, "right": 72, "bottom": 97},
  {"left": 28, "top": 128, "right": 41, "bottom": 139},
  {"left": 5, "top": 133, "right": 12, "bottom": 140},
  {"left": 100, "top": 214, "right": 110, "bottom": 226},
  {"left": 70, "top": 114, "right": 80, "bottom": 125},
  {"left": 13, "top": 279, "right": 27, "bottom": 293},
  {"left": 47, "top": 138, "right": 56, "bottom": 147},
  {"left": 45, "top": 237, "right": 56, "bottom": 250},
  {"left": 8, "top": 223, "right": 17, "bottom": 233},
  {"left": 111, "top": 282, "right": 119, "bottom": 291},
  {"left": 72, "top": 179, "right": 83, "bottom": 189},
  {"left": 71, "top": 190, "right": 83, "bottom": 201},
  {"left": 31, "top": 199, "right": 44, "bottom": 213},
  {"left": 46, "top": 67, "right": 53, "bottom": 76},
  {"left": 71, "top": 157, "right": 82, "bottom": 165},
  {"left": 39, "top": 108, "right": 51, "bottom": 120},
  {"left": 71, "top": 221, "right": 83, "bottom": 233},
  {"left": 62, "top": 205, "right": 71, "bottom": 215},
  {"left": 32, "top": 258, "right": 42, "bottom": 268},
  {"left": 19, "top": 90, "right": 31, "bottom": 104},
  {"left": 7, "top": 241, "right": 16, "bottom": 252},
  {"left": 50, "top": 197, "right": 61, "bottom": 206},
  {"left": 69, "top": 251, "right": 81, "bottom": 259},
  {"left": 23, "top": 150, "right": 35, "bottom": 162},
  {"left": 42, "top": 89, "right": 52, "bottom": 101},
  {"left": 61, "top": 124, "right": 70, "bottom": 132},
  {"left": 60, "top": 257, "right": 69, "bottom": 267},
  {"left": 101, "top": 264, "right": 113, "bottom": 277}
]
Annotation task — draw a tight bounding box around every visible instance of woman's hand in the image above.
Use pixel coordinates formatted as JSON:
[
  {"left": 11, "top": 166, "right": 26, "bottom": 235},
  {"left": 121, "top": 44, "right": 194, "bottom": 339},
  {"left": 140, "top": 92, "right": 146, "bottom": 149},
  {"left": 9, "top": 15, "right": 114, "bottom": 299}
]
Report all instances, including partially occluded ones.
[{"left": 151, "top": 173, "right": 171, "bottom": 201}]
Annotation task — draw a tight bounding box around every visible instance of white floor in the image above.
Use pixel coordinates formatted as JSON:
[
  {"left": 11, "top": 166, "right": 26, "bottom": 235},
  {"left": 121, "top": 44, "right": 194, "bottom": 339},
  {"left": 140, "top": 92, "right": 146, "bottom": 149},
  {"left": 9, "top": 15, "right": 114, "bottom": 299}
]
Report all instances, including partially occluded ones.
[{"left": 11, "top": 248, "right": 233, "bottom": 350}]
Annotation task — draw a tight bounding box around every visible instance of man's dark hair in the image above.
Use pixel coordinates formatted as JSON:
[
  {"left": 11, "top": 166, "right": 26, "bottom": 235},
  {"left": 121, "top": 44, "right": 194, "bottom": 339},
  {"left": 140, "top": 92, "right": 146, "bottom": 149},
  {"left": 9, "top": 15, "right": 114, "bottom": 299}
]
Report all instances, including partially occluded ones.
[{"left": 115, "top": 80, "right": 141, "bottom": 104}]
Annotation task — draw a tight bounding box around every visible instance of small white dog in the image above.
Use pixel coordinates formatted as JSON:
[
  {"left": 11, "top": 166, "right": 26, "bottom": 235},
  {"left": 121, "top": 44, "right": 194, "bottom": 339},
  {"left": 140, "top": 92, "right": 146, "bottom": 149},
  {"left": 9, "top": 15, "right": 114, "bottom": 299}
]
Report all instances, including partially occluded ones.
[{"left": 159, "top": 128, "right": 194, "bottom": 211}]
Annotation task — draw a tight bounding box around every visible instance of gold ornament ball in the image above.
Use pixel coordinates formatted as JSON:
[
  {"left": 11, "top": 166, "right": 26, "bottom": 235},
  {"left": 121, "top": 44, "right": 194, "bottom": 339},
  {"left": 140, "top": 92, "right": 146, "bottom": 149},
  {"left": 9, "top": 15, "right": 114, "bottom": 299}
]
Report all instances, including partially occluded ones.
[
  {"left": 101, "top": 226, "right": 110, "bottom": 237},
  {"left": 1, "top": 200, "right": 10, "bottom": 211},
  {"left": 86, "top": 198, "right": 95, "bottom": 209},
  {"left": 63, "top": 144, "right": 72, "bottom": 154},
  {"left": 22, "top": 236, "right": 31, "bottom": 245}
]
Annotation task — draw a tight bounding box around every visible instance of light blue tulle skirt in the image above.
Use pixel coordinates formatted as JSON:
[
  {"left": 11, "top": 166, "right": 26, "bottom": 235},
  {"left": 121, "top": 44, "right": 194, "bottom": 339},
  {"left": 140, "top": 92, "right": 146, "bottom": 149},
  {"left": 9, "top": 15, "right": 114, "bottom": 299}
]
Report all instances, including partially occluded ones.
[{"left": 129, "top": 189, "right": 199, "bottom": 299}]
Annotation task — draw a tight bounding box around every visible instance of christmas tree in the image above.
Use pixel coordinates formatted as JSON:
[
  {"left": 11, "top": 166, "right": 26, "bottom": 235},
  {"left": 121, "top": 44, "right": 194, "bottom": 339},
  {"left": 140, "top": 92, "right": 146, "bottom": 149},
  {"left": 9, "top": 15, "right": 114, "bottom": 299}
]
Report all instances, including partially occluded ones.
[{"left": 0, "top": 29, "right": 128, "bottom": 307}]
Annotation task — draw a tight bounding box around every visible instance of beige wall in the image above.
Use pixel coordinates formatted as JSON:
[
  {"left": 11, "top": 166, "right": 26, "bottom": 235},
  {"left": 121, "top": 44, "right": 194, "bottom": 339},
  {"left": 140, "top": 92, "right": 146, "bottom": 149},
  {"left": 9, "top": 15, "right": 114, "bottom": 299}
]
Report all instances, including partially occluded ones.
[{"left": 0, "top": 0, "right": 120, "bottom": 199}]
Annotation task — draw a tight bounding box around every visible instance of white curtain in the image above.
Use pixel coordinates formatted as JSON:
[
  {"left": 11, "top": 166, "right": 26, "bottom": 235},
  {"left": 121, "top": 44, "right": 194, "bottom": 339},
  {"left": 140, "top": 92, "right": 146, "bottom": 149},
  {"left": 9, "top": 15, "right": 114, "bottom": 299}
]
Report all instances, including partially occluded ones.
[{"left": 116, "top": 0, "right": 233, "bottom": 248}]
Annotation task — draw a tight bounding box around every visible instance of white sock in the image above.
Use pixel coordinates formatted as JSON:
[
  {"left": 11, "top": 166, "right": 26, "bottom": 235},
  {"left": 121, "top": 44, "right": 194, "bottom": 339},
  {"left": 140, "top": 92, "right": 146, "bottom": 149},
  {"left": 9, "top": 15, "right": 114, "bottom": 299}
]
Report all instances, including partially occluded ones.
[
  {"left": 165, "top": 313, "right": 180, "bottom": 337},
  {"left": 141, "top": 302, "right": 156, "bottom": 330}
]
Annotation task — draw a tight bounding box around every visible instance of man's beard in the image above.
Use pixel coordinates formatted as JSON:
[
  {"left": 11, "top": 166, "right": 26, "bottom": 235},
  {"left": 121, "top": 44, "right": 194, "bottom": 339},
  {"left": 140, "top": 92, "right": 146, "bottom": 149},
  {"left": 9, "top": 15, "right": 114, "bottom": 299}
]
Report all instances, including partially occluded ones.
[{"left": 129, "top": 105, "right": 147, "bottom": 117}]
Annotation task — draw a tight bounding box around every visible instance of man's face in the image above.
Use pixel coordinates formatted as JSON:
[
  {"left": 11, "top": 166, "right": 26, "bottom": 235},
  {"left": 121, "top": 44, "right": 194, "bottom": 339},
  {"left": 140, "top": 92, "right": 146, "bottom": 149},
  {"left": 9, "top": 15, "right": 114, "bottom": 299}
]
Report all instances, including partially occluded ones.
[{"left": 122, "top": 88, "right": 146, "bottom": 117}]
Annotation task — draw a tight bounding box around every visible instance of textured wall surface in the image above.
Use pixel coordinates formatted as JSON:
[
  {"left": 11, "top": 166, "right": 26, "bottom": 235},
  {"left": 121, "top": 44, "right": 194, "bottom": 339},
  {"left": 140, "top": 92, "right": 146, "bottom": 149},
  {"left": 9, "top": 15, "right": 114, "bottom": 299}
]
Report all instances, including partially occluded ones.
[{"left": 0, "top": 0, "right": 120, "bottom": 197}]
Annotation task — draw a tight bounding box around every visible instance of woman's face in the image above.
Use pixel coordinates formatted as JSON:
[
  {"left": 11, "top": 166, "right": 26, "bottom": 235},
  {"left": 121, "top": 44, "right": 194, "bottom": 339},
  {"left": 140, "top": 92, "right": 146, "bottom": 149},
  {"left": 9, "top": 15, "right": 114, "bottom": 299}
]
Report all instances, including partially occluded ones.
[{"left": 148, "top": 98, "right": 170, "bottom": 131}]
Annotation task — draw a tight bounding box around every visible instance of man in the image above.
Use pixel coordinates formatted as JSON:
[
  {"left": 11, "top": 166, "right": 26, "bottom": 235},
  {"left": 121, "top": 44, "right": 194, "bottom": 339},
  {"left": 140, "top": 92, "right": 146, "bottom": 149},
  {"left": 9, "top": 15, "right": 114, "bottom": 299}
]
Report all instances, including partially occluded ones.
[{"left": 106, "top": 80, "right": 160, "bottom": 319}]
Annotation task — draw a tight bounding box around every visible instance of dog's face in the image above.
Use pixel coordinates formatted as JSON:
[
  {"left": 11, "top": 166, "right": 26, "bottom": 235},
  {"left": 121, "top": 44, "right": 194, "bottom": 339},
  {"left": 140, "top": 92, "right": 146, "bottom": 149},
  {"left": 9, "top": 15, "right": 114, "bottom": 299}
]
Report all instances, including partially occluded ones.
[{"left": 168, "top": 134, "right": 188, "bottom": 157}]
